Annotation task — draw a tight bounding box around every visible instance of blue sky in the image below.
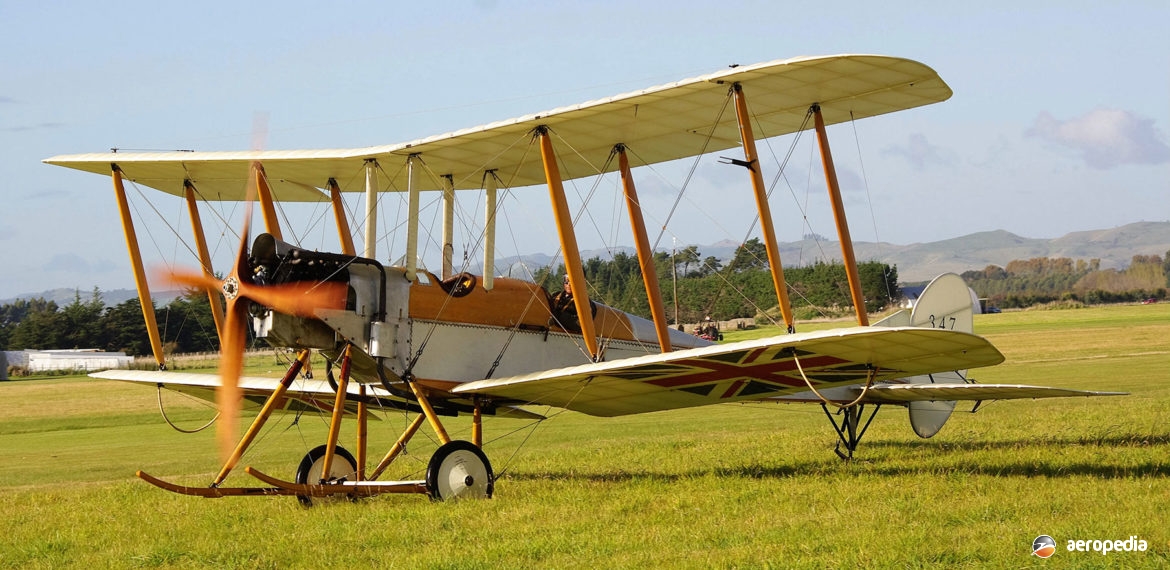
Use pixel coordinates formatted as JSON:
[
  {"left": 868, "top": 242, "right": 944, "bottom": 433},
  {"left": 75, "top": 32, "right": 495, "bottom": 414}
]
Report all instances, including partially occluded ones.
[{"left": 1, "top": 1, "right": 1167, "bottom": 299}]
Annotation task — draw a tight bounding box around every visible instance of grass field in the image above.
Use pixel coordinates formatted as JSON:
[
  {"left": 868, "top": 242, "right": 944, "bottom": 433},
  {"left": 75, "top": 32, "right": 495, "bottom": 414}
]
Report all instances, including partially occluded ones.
[{"left": 1, "top": 304, "right": 1167, "bottom": 568}]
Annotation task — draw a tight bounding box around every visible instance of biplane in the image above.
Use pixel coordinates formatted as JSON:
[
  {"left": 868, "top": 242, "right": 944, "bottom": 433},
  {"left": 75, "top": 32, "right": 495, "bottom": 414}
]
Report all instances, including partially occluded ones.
[{"left": 44, "top": 54, "right": 1121, "bottom": 503}]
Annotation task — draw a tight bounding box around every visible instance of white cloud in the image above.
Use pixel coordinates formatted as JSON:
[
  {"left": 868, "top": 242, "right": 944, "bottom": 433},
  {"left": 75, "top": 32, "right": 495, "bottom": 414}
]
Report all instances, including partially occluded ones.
[
  {"left": 1026, "top": 108, "right": 1170, "bottom": 169},
  {"left": 881, "top": 133, "right": 955, "bottom": 171}
]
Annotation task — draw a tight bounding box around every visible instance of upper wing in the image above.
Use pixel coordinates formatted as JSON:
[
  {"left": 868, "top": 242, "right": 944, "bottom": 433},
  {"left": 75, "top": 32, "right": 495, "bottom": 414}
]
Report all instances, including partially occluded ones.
[
  {"left": 454, "top": 326, "right": 1002, "bottom": 417},
  {"left": 45, "top": 55, "right": 950, "bottom": 200},
  {"left": 767, "top": 383, "right": 1127, "bottom": 404}
]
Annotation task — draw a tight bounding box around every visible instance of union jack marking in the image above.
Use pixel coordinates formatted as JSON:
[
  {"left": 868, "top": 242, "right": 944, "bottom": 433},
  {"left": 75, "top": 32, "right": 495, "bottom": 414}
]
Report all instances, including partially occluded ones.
[{"left": 605, "top": 346, "right": 887, "bottom": 400}]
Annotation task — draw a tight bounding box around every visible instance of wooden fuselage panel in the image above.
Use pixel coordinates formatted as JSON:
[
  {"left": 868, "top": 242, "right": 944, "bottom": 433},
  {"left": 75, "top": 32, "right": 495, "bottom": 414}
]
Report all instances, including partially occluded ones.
[{"left": 406, "top": 275, "right": 638, "bottom": 342}]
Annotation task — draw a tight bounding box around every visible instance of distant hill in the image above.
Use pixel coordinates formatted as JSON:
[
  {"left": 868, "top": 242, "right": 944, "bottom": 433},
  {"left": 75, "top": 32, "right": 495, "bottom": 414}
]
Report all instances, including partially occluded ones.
[
  {"left": 0, "top": 288, "right": 182, "bottom": 307},
  {"left": 495, "top": 221, "right": 1170, "bottom": 284},
  {"left": 4, "top": 222, "right": 1167, "bottom": 304}
]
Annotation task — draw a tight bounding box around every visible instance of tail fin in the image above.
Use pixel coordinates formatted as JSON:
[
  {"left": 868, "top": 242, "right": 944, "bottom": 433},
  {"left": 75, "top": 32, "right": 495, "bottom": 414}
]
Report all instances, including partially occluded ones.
[{"left": 897, "top": 273, "right": 976, "bottom": 438}]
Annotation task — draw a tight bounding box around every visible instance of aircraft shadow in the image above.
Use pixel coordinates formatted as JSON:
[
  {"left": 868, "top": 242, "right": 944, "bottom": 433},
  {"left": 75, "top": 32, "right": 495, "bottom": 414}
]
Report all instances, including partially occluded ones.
[
  {"left": 500, "top": 434, "right": 1170, "bottom": 482},
  {"left": 864, "top": 433, "right": 1170, "bottom": 450}
]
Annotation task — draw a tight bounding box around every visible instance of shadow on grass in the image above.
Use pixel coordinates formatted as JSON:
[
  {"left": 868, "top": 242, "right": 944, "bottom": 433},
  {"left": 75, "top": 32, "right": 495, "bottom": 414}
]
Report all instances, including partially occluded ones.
[
  {"left": 502, "top": 433, "right": 1170, "bottom": 483},
  {"left": 865, "top": 432, "right": 1170, "bottom": 450}
]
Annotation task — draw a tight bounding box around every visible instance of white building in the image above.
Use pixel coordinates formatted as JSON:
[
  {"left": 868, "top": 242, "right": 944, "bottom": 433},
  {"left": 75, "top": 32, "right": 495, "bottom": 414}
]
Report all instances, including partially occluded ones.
[{"left": 23, "top": 349, "right": 133, "bottom": 373}]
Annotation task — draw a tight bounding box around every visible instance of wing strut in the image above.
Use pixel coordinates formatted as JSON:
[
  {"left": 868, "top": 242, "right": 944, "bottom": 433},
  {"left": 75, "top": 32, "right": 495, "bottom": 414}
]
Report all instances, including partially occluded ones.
[
  {"left": 483, "top": 171, "right": 499, "bottom": 291},
  {"left": 441, "top": 174, "right": 455, "bottom": 279},
  {"left": 617, "top": 145, "right": 672, "bottom": 352},
  {"left": 537, "top": 126, "right": 601, "bottom": 360},
  {"left": 732, "top": 84, "right": 796, "bottom": 333},
  {"left": 813, "top": 104, "right": 868, "bottom": 326},
  {"left": 363, "top": 159, "right": 378, "bottom": 259},
  {"left": 405, "top": 155, "right": 421, "bottom": 281},
  {"left": 327, "top": 178, "right": 356, "bottom": 255},
  {"left": 183, "top": 180, "right": 226, "bottom": 341},
  {"left": 111, "top": 164, "right": 166, "bottom": 369},
  {"left": 252, "top": 162, "right": 283, "bottom": 240}
]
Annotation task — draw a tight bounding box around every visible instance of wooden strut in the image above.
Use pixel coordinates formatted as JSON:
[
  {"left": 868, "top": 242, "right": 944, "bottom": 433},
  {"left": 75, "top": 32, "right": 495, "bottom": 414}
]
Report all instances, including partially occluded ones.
[
  {"left": 111, "top": 164, "right": 167, "bottom": 369},
  {"left": 319, "top": 344, "right": 353, "bottom": 482},
  {"left": 472, "top": 399, "right": 483, "bottom": 448},
  {"left": 536, "top": 126, "right": 601, "bottom": 360},
  {"left": 356, "top": 384, "right": 367, "bottom": 481},
  {"left": 183, "top": 181, "right": 226, "bottom": 341},
  {"left": 407, "top": 377, "right": 452, "bottom": 445},
  {"left": 328, "top": 178, "right": 356, "bottom": 256},
  {"left": 812, "top": 105, "right": 868, "bottom": 326},
  {"left": 731, "top": 84, "right": 796, "bottom": 333},
  {"left": 368, "top": 413, "right": 427, "bottom": 480},
  {"left": 617, "top": 145, "right": 672, "bottom": 352},
  {"left": 211, "top": 349, "right": 312, "bottom": 486},
  {"left": 251, "top": 162, "right": 283, "bottom": 240}
]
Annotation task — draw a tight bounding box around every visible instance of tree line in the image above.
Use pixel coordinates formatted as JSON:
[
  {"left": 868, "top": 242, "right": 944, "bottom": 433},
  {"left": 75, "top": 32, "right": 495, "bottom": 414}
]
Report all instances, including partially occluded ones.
[
  {"left": 962, "top": 252, "right": 1170, "bottom": 308},
  {"left": 0, "top": 288, "right": 219, "bottom": 357},
  {"left": 534, "top": 238, "right": 900, "bottom": 324}
]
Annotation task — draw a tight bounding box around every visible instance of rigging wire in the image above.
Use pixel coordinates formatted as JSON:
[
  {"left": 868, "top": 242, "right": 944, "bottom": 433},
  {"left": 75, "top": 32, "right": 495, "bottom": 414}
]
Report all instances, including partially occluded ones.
[
  {"left": 156, "top": 384, "right": 219, "bottom": 433},
  {"left": 849, "top": 110, "right": 896, "bottom": 304},
  {"left": 652, "top": 91, "right": 733, "bottom": 252}
]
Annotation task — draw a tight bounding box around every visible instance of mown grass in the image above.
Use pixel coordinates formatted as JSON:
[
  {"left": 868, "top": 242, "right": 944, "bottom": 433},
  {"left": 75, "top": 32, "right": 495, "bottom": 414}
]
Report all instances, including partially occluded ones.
[{"left": 1, "top": 304, "right": 1168, "bottom": 568}]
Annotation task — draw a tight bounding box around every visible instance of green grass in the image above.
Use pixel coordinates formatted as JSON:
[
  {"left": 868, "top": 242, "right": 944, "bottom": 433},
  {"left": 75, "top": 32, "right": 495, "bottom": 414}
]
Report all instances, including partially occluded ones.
[{"left": 1, "top": 304, "right": 1168, "bottom": 568}]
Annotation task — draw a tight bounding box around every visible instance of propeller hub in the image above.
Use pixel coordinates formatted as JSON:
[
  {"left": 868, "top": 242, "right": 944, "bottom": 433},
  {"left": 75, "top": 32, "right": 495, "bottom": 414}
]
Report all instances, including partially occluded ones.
[{"left": 222, "top": 276, "right": 240, "bottom": 300}]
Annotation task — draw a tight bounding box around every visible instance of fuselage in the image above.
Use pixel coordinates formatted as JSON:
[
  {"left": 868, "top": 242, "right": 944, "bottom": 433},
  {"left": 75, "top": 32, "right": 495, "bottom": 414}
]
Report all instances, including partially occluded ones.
[{"left": 248, "top": 234, "right": 709, "bottom": 394}]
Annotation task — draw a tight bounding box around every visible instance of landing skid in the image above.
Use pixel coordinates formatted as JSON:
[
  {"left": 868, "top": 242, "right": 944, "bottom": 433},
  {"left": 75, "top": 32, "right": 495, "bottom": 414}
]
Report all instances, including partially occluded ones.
[
  {"left": 820, "top": 403, "right": 882, "bottom": 460},
  {"left": 135, "top": 469, "right": 427, "bottom": 498},
  {"left": 246, "top": 466, "right": 427, "bottom": 497}
]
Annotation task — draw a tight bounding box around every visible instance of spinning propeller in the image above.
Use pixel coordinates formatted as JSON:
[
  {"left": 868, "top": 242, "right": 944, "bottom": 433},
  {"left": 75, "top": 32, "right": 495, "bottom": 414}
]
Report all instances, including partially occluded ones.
[{"left": 164, "top": 162, "right": 346, "bottom": 464}]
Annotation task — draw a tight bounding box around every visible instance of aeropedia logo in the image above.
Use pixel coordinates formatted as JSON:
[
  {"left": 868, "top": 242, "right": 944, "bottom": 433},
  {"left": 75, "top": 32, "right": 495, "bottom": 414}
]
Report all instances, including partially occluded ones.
[
  {"left": 1032, "top": 534, "right": 1149, "bottom": 558},
  {"left": 1032, "top": 535, "right": 1056, "bottom": 559}
]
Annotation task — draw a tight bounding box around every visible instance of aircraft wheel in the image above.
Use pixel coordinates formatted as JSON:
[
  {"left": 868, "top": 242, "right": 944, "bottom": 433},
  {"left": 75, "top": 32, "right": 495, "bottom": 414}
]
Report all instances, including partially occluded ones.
[
  {"left": 426, "top": 440, "right": 494, "bottom": 501},
  {"left": 294, "top": 444, "right": 357, "bottom": 507}
]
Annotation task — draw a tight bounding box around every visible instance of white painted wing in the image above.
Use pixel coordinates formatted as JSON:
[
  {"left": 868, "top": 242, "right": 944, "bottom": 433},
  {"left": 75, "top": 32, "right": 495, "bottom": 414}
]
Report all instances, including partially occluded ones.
[
  {"left": 454, "top": 326, "right": 1003, "bottom": 417},
  {"left": 89, "top": 369, "right": 546, "bottom": 420},
  {"left": 91, "top": 369, "right": 365, "bottom": 416},
  {"left": 767, "top": 383, "right": 1126, "bottom": 404},
  {"left": 45, "top": 55, "right": 949, "bottom": 200}
]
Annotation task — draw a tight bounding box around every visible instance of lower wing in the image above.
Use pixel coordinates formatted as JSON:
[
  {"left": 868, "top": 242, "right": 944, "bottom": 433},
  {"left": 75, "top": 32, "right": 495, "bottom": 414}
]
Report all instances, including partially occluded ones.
[
  {"left": 455, "top": 326, "right": 1005, "bottom": 416},
  {"left": 90, "top": 369, "right": 545, "bottom": 420}
]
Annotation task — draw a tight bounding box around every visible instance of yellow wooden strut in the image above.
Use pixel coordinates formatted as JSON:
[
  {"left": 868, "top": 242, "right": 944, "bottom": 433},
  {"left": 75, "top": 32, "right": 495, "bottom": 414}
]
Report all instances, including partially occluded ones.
[
  {"left": 356, "top": 384, "right": 368, "bottom": 481},
  {"left": 731, "top": 84, "right": 796, "bottom": 333},
  {"left": 536, "top": 126, "right": 601, "bottom": 360},
  {"left": 111, "top": 164, "right": 166, "bottom": 368},
  {"left": 251, "top": 162, "right": 283, "bottom": 240},
  {"left": 472, "top": 399, "right": 483, "bottom": 448},
  {"left": 812, "top": 105, "right": 869, "bottom": 326},
  {"left": 407, "top": 379, "right": 452, "bottom": 445},
  {"left": 183, "top": 181, "right": 225, "bottom": 340},
  {"left": 212, "top": 349, "right": 311, "bottom": 486},
  {"left": 320, "top": 344, "right": 353, "bottom": 482},
  {"left": 369, "top": 414, "right": 427, "bottom": 480},
  {"left": 617, "top": 146, "right": 672, "bottom": 352},
  {"left": 327, "top": 178, "right": 356, "bottom": 256}
]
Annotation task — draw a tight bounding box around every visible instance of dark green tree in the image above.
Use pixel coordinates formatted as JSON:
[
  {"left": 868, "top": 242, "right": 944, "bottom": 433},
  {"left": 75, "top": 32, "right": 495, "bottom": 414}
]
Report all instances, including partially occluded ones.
[
  {"left": 727, "top": 238, "right": 767, "bottom": 272},
  {"left": 101, "top": 299, "right": 154, "bottom": 356}
]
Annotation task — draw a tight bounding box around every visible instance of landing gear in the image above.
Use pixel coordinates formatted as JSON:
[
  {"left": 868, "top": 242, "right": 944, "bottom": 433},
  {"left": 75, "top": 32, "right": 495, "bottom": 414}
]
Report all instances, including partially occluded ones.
[
  {"left": 295, "top": 444, "right": 357, "bottom": 506},
  {"left": 821, "top": 403, "right": 882, "bottom": 460},
  {"left": 426, "top": 440, "right": 494, "bottom": 501}
]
